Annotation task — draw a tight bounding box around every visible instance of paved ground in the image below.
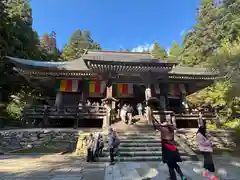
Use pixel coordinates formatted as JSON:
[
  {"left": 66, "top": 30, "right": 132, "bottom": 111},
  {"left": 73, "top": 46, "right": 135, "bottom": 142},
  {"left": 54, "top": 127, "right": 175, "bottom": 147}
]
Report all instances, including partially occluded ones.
[{"left": 0, "top": 155, "right": 239, "bottom": 180}]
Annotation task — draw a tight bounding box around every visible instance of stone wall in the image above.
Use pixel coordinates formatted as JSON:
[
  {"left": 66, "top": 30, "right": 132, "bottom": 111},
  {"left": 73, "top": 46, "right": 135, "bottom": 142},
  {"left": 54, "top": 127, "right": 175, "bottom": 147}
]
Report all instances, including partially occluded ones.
[
  {"left": 0, "top": 130, "right": 81, "bottom": 153},
  {"left": 176, "top": 129, "right": 237, "bottom": 152}
]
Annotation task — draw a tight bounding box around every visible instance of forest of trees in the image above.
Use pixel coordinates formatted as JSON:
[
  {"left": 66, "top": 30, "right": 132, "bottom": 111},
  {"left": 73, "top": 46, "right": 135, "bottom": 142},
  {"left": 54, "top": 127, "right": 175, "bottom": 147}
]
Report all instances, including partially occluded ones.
[{"left": 0, "top": 0, "right": 240, "bottom": 126}]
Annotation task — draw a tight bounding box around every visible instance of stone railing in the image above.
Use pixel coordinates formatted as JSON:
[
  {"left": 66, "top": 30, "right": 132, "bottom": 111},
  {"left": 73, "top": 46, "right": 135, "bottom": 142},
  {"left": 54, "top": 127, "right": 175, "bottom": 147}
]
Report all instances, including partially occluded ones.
[{"left": 176, "top": 129, "right": 237, "bottom": 153}]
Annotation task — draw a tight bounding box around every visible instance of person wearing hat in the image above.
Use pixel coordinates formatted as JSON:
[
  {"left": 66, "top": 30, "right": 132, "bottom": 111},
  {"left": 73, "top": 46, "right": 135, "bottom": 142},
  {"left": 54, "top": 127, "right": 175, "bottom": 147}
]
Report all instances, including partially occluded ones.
[{"left": 156, "top": 121, "right": 187, "bottom": 180}]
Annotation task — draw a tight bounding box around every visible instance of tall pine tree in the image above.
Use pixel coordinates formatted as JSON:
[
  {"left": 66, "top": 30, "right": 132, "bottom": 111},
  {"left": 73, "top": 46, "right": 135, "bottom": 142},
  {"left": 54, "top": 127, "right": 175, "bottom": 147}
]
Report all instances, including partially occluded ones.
[
  {"left": 168, "top": 41, "right": 183, "bottom": 60},
  {"left": 182, "top": 0, "right": 221, "bottom": 66},
  {"left": 151, "top": 42, "right": 167, "bottom": 59},
  {"left": 62, "top": 29, "right": 101, "bottom": 60}
]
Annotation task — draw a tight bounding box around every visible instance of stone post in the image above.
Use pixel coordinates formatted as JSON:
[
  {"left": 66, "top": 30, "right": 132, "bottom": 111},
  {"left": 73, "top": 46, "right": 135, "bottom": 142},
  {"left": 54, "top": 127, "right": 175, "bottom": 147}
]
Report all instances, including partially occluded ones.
[
  {"left": 171, "top": 113, "right": 177, "bottom": 129},
  {"left": 179, "top": 84, "right": 189, "bottom": 113},
  {"left": 145, "top": 84, "right": 152, "bottom": 125},
  {"left": 102, "top": 81, "right": 113, "bottom": 129}
]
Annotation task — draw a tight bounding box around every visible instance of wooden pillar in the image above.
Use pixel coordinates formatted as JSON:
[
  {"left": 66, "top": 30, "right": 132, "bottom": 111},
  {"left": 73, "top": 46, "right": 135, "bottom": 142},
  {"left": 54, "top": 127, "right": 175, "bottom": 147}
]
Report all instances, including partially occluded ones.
[{"left": 55, "top": 92, "right": 62, "bottom": 109}]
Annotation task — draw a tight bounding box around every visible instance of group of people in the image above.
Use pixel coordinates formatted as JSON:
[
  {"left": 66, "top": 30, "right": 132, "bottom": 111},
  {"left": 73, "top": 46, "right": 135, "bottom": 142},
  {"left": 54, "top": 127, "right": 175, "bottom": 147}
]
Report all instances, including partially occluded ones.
[
  {"left": 86, "top": 132, "right": 104, "bottom": 162},
  {"left": 86, "top": 118, "right": 218, "bottom": 179},
  {"left": 86, "top": 127, "right": 120, "bottom": 165},
  {"left": 118, "top": 102, "right": 144, "bottom": 124},
  {"left": 85, "top": 100, "right": 101, "bottom": 113},
  {"left": 156, "top": 120, "right": 218, "bottom": 180},
  {"left": 119, "top": 104, "right": 134, "bottom": 124}
]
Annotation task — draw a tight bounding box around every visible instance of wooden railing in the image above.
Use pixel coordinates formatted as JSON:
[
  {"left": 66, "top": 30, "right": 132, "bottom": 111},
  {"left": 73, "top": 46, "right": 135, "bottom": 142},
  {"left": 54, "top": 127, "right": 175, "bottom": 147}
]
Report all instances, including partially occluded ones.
[
  {"left": 152, "top": 109, "right": 218, "bottom": 128},
  {"left": 22, "top": 105, "right": 107, "bottom": 127}
]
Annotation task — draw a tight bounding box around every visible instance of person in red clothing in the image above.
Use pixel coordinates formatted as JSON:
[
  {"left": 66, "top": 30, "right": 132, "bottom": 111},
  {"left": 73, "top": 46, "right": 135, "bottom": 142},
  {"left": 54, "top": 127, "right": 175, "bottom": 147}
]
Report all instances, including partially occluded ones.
[{"left": 156, "top": 121, "right": 187, "bottom": 180}]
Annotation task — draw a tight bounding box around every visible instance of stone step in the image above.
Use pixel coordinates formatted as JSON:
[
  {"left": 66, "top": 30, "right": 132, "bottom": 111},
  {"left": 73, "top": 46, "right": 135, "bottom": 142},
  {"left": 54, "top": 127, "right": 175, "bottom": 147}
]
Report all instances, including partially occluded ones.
[
  {"left": 102, "top": 147, "right": 186, "bottom": 154},
  {"left": 102, "top": 151, "right": 187, "bottom": 157},
  {"left": 118, "top": 139, "right": 161, "bottom": 143},
  {"left": 119, "top": 135, "right": 159, "bottom": 140},
  {"left": 117, "top": 128, "right": 156, "bottom": 135},
  {"left": 104, "top": 146, "right": 162, "bottom": 152},
  {"left": 120, "top": 142, "right": 162, "bottom": 147},
  {"left": 98, "top": 155, "right": 192, "bottom": 162}
]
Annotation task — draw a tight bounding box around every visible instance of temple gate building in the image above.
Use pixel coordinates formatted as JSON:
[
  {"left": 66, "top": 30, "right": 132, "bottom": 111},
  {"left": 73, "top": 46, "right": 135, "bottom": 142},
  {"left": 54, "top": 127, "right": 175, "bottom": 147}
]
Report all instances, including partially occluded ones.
[{"left": 7, "top": 50, "right": 219, "bottom": 128}]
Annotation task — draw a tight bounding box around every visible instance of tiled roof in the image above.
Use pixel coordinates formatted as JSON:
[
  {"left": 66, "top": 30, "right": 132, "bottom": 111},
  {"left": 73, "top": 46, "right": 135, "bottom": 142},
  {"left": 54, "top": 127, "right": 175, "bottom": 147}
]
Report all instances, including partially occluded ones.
[
  {"left": 170, "top": 66, "right": 218, "bottom": 76},
  {"left": 7, "top": 56, "right": 89, "bottom": 71},
  {"left": 82, "top": 50, "right": 177, "bottom": 64},
  {"left": 7, "top": 51, "right": 218, "bottom": 77}
]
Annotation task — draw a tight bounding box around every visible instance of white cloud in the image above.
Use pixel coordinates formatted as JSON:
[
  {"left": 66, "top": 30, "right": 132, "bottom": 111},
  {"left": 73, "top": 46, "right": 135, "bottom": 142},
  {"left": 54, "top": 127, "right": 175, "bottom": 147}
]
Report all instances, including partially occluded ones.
[
  {"left": 180, "top": 29, "right": 186, "bottom": 36},
  {"left": 131, "top": 43, "right": 154, "bottom": 52}
]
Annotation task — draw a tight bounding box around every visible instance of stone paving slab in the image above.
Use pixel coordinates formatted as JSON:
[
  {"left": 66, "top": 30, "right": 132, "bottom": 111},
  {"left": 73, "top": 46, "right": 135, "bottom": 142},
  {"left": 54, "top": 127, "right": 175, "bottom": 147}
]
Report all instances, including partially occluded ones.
[{"left": 1, "top": 155, "right": 240, "bottom": 180}]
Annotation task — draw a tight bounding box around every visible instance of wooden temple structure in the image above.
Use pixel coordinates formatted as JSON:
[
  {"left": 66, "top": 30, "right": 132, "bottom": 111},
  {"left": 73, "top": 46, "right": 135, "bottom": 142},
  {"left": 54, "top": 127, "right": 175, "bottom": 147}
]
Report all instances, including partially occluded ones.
[{"left": 7, "top": 50, "right": 220, "bottom": 128}]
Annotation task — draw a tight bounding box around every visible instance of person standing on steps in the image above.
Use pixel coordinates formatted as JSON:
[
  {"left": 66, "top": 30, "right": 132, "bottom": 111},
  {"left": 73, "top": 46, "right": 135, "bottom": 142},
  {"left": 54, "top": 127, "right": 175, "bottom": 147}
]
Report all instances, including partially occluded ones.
[
  {"left": 86, "top": 133, "right": 95, "bottom": 162},
  {"left": 127, "top": 104, "right": 134, "bottom": 125},
  {"left": 196, "top": 126, "right": 219, "bottom": 180},
  {"left": 137, "top": 102, "right": 143, "bottom": 116},
  {"left": 156, "top": 121, "right": 187, "bottom": 180},
  {"left": 108, "top": 127, "right": 115, "bottom": 165},
  {"left": 113, "top": 130, "right": 120, "bottom": 156},
  {"left": 95, "top": 133, "right": 104, "bottom": 158}
]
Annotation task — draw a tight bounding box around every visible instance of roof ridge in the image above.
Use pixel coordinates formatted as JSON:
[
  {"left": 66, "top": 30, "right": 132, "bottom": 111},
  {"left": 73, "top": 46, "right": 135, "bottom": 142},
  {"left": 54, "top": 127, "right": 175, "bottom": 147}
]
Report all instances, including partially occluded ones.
[{"left": 87, "top": 50, "right": 151, "bottom": 55}]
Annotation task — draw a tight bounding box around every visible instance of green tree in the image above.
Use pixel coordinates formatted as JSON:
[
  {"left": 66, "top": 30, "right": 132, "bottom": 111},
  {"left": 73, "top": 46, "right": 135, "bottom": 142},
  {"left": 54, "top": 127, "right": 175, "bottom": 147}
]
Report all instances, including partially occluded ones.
[
  {"left": 0, "top": 0, "right": 43, "bottom": 120},
  {"left": 151, "top": 42, "right": 167, "bottom": 59},
  {"left": 62, "top": 29, "right": 101, "bottom": 60},
  {"left": 168, "top": 41, "right": 183, "bottom": 60},
  {"left": 39, "top": 31, "right": 61, "bottom": 61},
  {"left": 0, "top": 0, "right": 40, "bottom": 97},
  {"left": 182, "top": 0, "right": 221, "bottom": 65},
  {"left": 219, "top": 0, "right": 240, "bottom": 42}
]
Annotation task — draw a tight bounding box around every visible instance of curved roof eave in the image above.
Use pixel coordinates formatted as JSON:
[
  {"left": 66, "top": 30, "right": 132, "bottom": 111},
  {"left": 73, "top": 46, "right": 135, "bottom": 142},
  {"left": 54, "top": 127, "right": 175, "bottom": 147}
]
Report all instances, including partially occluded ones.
[
  {"left": 170, "top": 66, "right": 219, "bottom": 76},
  {"left": 6, "top": 56, "right": 90, "bottom": 71}
]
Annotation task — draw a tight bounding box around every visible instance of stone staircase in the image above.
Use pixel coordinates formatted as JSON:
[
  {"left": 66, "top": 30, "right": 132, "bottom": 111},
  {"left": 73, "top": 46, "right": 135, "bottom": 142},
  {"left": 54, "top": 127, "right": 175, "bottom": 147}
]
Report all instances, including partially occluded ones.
[{"left": 98, "top": 120, "right": 198, "bottom": 162}]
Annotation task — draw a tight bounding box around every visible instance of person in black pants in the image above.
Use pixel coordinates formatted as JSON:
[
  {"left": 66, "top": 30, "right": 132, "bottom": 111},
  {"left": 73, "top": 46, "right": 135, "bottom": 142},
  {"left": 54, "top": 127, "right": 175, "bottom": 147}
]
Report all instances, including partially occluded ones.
[
  {"left": 95, "top": 133, "right": 104, "bottom": 158},
  {"left": 156, "top": 122, "right": 187, "bottom": 180},
  {"left": 86, "top": 133, "right": 95, "bottom": 162},
  {"left": 108, "top": 128, "right": 115, "bottom": 165}
]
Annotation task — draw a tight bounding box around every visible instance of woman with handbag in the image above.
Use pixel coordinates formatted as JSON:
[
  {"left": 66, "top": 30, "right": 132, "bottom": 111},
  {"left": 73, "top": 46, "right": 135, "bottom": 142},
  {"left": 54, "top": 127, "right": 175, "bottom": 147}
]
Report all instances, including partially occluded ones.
[{"left": 196, "top": 126, "right": 219, "bottom": 180}]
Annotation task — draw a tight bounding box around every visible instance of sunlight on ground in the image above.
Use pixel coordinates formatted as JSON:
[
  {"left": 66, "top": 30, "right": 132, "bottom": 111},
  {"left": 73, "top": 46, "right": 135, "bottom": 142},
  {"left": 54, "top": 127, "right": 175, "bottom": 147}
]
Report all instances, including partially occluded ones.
[
  {"left": 142, "top": 168, "right": 158, "bottom": 179},
  {"left": 231, "top": 161, "right": 240, "bottom": 167}
]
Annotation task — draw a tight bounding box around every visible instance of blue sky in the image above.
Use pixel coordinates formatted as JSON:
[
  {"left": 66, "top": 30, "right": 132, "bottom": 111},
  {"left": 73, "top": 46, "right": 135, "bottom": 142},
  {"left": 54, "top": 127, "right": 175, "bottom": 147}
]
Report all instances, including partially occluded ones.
[{"left": 30, "top": 0, "right": 200, "bottom": 51}]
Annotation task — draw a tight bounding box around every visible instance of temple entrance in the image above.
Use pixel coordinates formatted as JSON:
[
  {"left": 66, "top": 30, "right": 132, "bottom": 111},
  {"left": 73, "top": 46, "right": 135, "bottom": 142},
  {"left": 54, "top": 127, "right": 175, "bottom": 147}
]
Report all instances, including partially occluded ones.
[
  {"left": 168, "top": 97, "right": 182, "bottom": 113},
  {"left": 79, "top": 118, "right": 103, "bottom": 128}
]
